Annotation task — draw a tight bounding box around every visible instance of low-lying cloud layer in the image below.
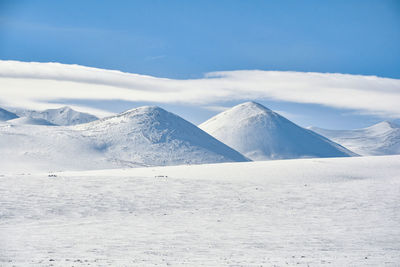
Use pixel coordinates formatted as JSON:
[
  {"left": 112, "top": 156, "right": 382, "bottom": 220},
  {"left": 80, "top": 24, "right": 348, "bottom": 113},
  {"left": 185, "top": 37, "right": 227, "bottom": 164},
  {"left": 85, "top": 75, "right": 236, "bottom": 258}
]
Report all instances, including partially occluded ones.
[{"left": 1, "top": 60, "right": 399, "bottom": 117}]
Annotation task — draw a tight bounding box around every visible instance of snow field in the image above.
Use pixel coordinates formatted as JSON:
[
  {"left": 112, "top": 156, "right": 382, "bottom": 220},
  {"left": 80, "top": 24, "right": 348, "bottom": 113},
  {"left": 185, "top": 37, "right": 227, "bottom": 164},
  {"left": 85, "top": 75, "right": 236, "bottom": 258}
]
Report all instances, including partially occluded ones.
[{"left": 1, "top": 155, "right": 399, "bottom": 266}]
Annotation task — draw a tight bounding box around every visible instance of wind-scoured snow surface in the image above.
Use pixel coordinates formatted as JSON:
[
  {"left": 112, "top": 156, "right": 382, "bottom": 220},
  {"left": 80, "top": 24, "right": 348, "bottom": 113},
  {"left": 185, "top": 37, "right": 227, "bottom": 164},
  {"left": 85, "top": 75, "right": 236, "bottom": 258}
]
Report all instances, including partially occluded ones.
[
  {"left": 311, "top": 121, "right": 400, "bottom": 156},
  {"left": 0, "top": 107, "right": 18, "bottom": 121},
  {"left": 1, "top": 155, "right": 399, "bottom": 266},
  {"left": 14, "top": 106, "right": 99, "bottom": 126},
  {"left": 0, "top": 106, "right": 248, "bottom": 172},
  {"left": 200, "top": 102, "right": 356, "bottom": 160}
]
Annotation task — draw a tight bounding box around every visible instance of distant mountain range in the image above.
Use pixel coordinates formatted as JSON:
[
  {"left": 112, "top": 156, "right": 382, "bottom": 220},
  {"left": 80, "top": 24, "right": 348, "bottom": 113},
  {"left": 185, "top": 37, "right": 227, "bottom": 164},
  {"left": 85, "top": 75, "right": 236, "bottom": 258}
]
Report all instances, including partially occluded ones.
[
  {"left": 200, "top": 102, "right": 356, "bottom": 160},
  {"left": 1, "top": 102, "right": 399, "bottom": 172},
  {"left": 310, "top": 121, "right": 400, "bottom": 156},
  {"left": 13, "top": 106, "right": 98, "bottom": 125}
]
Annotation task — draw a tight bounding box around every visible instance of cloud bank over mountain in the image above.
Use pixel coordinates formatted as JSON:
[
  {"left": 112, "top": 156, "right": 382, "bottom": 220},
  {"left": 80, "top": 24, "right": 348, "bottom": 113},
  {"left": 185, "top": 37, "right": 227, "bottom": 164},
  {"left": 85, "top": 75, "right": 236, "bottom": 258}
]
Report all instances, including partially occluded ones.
[{"left": 1, "top": 60, "right": 399, "bottom": 118}]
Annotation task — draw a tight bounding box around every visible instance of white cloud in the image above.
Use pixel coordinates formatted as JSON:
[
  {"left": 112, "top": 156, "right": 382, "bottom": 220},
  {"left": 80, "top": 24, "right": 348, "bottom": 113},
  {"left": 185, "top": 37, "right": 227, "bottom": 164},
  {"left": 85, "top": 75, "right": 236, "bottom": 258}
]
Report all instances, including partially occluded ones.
[
  {"left": 202, "top": 105, "right": 231, "bottom": 112},
  {"left": 273, "top": 110, "right": 304, "bottom": 121},
  {"left": 1, "top": 60, "right": 399, "bottom": 117}
]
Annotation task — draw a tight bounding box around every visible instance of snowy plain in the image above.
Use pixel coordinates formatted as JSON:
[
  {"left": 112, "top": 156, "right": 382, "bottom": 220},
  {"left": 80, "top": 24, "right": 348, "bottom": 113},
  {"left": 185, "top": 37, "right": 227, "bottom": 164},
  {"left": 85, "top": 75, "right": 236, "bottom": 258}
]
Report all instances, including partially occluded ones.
[{"left": 1, "top": 155, "right": 399, "bottom": 266}]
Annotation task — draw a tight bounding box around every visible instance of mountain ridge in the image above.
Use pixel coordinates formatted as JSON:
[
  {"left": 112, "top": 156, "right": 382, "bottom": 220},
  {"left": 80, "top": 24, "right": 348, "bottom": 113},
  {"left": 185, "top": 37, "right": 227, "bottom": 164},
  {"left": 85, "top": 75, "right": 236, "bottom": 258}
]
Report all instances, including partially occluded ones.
[{"left": 13, "top": 106, "right": 99, "bottom": 125}]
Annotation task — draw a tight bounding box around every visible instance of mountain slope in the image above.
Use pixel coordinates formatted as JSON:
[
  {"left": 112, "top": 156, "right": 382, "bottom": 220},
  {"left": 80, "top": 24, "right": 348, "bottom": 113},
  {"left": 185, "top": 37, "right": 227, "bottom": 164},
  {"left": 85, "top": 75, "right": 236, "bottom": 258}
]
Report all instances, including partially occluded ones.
[
  {"left": 8, "top": 117, "right": 56, "bottom": 126},
  {"left": 199, "top": 102, "right": 356, "bottom": 160},
  {"left": 0, "top": 107, "right": 18, "bottom": 121},
  {"left": 310, "top": 121, "right": 400, "bottom": 156},
  {"left": 15, "top": 106, "right": 98, "bottom": 125},
  {"left": 0, "top": 123, "right": 113, "bottom": 172}
]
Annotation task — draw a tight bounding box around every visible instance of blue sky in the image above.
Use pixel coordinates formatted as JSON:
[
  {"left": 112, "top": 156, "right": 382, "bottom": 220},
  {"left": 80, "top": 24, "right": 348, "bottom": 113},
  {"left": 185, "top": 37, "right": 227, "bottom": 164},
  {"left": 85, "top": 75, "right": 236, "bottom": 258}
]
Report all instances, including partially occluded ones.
[{"left": 1, "top": 0, "right": 399, "bottom": 128}]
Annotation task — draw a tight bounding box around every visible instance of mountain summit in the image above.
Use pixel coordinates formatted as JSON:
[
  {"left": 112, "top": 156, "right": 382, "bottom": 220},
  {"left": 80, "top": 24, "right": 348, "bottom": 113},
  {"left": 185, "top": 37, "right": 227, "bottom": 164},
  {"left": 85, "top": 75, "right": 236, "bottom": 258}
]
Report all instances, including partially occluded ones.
[{"left": 199, "top": 102, "right": 356, "bottom": 160}]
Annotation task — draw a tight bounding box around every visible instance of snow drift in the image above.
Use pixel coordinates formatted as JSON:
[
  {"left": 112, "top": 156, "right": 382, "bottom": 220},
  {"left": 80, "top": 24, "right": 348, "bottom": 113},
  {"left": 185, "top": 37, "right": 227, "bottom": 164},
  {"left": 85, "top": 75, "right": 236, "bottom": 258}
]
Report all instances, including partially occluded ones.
[{"left": 200, "top": 102, "right": 356, "bottom": 160}]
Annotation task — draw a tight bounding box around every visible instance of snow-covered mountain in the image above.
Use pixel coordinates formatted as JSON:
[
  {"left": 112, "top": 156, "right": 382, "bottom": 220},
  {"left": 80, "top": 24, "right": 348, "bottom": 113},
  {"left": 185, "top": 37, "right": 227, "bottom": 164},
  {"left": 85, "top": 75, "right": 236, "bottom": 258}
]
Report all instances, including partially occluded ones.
[
  {"left": 0, "top": 107, "right": 18, "bottom": 121},
  {"left": 14, "top": 106, "right": 98, "bottom": 125},
  {"left": 75, "top": 106, "right": 249, "bottom": 167},
  {"left": 310, "top": 121, "right": 400, "bottom": 156},
  {"left": 199, "top": 102, "right": 356, "bottom": 160},
  {"left": 0, "top": 106, "right": 248, "bottom": 172}
]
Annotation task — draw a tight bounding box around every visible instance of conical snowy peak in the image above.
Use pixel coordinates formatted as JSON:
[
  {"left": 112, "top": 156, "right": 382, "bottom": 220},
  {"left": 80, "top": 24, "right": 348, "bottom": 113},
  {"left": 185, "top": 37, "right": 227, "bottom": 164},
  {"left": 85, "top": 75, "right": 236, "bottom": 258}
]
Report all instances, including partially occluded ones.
[
  {"left": 231, "top": 101, "right": 272, "bottom": 113},
  {"left": 210, "top": 101, "right": 272, "bottom": 121},
  {"left": 311, "top": 121, "right": 400, "bottom": 156},
  {"left": 200, "top": 102, "right": 356, "bottom": 160},
  {"left": 0, "top": 107, "right": 19, "bottom": 121},
  {"left": 104, "top": 106, "right": 171, "bottom": 122},
  {"left": 82, "top": 106, "right": 191, "bottom": 132},
  {"left": 76, "top": 105, "right": 249, "bottom": 167}
]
